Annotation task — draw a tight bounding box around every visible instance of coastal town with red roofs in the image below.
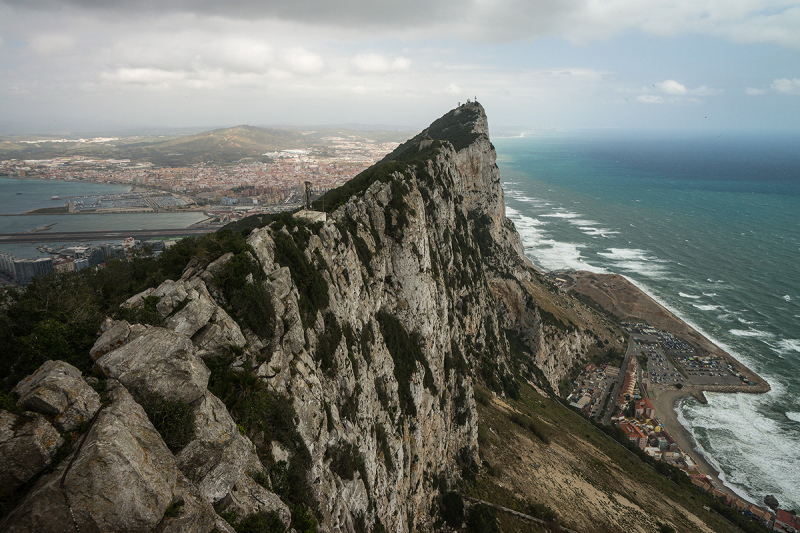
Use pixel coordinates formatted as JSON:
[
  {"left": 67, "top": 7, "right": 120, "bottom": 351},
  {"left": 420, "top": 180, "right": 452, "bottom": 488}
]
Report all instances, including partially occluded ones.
[{"left": 567, "top": 322, "right": 798, "bottom": 531}]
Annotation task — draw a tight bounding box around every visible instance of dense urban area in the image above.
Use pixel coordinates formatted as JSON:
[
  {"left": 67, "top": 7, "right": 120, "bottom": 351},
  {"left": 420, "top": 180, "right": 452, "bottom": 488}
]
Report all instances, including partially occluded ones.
[{"left": 0, "top": 134, "right": 399, "bottom": 285}]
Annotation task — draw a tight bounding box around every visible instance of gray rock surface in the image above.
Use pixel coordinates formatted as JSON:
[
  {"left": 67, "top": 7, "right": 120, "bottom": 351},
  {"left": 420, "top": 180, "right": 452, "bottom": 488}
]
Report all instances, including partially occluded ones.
[
  {"left": 154, "top": 474, "right": 227, "bottom": 533},
  {"left": 215, "top": 472, "right": 291, "bottom": 528},
  {"left": 0, "top": 382, "right": 178, "bottom": 532},
  {"left": 161, "top": 278, "right": 217, "bottom": 337},
  {"left": 13, "top": 360, "right": 100, "bottom": 432},
  {"left": 90, "top": 318, "right": 147, "bottom": 361},
  {"left": 175, "top": 391, "right": 262, "bottom": 504},
  {"left": 0, "top": 411, "right": 63, "bottom": 497},
  {"left": 1, "top": 104, "right": 602, "bottom": 533},
  {"left": 94, "top": 327, "right": 210, "bottom": 404},
  {"left": 192, "top": 306, "right": 247, "bottom": 356}
]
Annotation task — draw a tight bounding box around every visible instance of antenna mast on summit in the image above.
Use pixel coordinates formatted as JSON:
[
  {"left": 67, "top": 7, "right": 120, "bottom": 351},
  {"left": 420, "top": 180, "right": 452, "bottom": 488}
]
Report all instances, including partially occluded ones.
[{"left": 304, "top": 181, "right": 312, "bottom": 210}]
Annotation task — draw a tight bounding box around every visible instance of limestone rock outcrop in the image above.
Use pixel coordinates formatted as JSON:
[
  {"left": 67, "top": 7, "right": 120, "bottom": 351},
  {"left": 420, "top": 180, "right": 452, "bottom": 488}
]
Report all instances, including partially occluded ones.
[
  {"left": 154, "top": 475, "right": 232, "bottom": 533},
  {"left": 0, "top": 411, "right": 63, "bottom": 498},
  {"left": 215, "top": 473, "right": 292, "bottom": 528},
  {"left": 1, "top": 382, "right": 178, "bottom": 532},
  {"left": 94, "top": 327, "right": 210, "bottom": 404},
  {"left": 1, "top": 103, "right": 605, "bottom": 533},
  {"left": 90, "top": 317, "right": 147, "bottom": 360},
  {"left": 175, "top": 392, "right": 261, "bottom": 504},
  {"left": 13, "top": 360, "right": 100, "bottom": 432}
]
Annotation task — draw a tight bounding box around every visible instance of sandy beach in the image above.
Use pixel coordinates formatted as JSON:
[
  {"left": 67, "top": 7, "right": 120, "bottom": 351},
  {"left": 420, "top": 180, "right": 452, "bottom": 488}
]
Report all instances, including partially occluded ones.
[{"left": 650, "top": 387, "right": 742, "bottom": 501}]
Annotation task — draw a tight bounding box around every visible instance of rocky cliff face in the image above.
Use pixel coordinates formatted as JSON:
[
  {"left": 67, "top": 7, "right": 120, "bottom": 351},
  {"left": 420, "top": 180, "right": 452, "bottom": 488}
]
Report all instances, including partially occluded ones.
[{"left": 0, "top": 103, "right": 609, "bottom": 532}]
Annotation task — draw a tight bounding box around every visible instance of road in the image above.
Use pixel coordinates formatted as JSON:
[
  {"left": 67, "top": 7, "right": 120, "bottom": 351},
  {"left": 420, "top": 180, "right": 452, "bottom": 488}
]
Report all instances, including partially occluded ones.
[
  {"left": 602, "top": 336, "right": 635, "bottom": 425},
  {"left": 0, "top": 227, "right": 218, "bottom": 243}
]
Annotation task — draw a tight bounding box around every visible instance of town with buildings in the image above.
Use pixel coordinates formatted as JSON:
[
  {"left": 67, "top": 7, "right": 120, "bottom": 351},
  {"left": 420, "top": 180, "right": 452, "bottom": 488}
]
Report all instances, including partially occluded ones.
[
  {"left": 0, "top": 239, "right": 162, "bottom": 284},
  {"left": 0, "top": 133, "right": 400, "bottom": 285},
  {"left": 0, "top": 134, "right": 399, "bottom": 221},
  {"left": 567, "top": 322, "right": 797, "bottom": 531}
]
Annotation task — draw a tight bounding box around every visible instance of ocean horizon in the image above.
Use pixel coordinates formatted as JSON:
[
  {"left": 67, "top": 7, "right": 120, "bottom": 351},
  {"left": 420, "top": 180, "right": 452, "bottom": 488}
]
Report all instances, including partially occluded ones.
[{"left": 494, "top": 131, "right": 800, "bottom": 511}]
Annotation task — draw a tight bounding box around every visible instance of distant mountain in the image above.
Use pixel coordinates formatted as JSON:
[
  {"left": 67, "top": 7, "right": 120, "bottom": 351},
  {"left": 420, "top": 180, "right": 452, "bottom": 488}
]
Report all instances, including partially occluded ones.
[
  {"left": 0, "top": 124, "right": 414, "bottom": 166},
  {"left": 120, "top": 125, "right": 309, "bottom": 165}
]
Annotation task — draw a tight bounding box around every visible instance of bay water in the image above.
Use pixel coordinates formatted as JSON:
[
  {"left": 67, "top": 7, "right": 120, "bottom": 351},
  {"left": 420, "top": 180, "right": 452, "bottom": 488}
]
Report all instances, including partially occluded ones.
[
  {"left": 0, "top": 177, "right": 207, "bottom": 258},
  {"left": 494, "top": 131, "right": 800, "bottom": 511}
]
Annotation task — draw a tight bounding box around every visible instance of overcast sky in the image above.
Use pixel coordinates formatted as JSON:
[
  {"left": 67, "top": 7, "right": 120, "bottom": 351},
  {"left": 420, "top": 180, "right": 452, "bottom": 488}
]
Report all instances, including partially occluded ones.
[{"left": 1, "top": 0, "right": 799, "bottom": 134}]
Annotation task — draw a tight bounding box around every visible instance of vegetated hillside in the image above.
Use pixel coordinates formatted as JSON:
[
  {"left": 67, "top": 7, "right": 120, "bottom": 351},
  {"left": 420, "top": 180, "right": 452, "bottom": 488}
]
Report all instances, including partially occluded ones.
[
  {"left": 126, "top": 125, "right": 308, "bottom": 165},
  {"left": 0, "top": 104, "right": 750, "bottom": 533},
  {"left": 0, "top": 125, "right": 307, "bottom": 166},
  {"left": 0, "top": 125, "right": 414, "bottom": 167}
]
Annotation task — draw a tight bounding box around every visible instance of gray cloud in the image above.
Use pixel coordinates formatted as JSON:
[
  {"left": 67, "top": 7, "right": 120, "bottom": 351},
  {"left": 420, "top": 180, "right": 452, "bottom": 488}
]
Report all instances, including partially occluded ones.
[
  {"left": 1, "top": 0, "right": 798, "bottom": 132},
  {"left": 2, "top": 0, "right": 463, "bottom": 29},
  {"left": 4, "top": 0, "right": 800, "bottom": 47}
]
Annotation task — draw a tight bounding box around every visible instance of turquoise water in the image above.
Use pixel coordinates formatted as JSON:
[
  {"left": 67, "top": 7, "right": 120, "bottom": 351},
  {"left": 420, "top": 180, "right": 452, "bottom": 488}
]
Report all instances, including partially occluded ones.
[
  {"left": 0, "top": 177, "right": 206, "bottom": 258},
  {"left": 494, "top": 132, "right": 800, "bottom": 511}
]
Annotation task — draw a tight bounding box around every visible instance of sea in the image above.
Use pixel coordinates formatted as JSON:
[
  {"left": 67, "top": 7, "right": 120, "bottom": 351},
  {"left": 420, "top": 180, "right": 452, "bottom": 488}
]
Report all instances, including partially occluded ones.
[
  {"left": 494, "top": 131, "right": 800, "bottom": 512},
  {"left": 0, "top": 177, "right": 207, "bottom": 258}
]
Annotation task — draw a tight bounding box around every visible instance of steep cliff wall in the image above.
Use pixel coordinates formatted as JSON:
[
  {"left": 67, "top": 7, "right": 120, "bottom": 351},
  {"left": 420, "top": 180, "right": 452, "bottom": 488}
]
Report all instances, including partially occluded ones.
[{"left": 1, "top": 103, "right": 621, "bottom": 533}]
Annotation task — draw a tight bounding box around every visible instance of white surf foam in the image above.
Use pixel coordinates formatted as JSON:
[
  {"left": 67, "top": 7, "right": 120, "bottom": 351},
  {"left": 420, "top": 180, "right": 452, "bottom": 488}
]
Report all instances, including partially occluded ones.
[
  {"left": 693, "top": 304, "right": 722, "bottom": 311},
  {"left": 737, "top": 317, "right": 755, "bottom": 325},
  {"left": 729, "top": 328, "right": 774, "bottom": 339},
  {"left": 596, "top": 248, "right": 670, "bottom": 279},
  {"left": 784, "top": 295, "right": 792, "bottom": 301},
  {"left": 541, "top": 211, "right": 582, "bottom": 219},
  {"left": 680, "top": 292, "right": 701, "bottom": 299},
  {"left": 703, "top": 292, "right": 717, "bottom": 297},
  {"left": 532, "top": 240, "right": 602, "bottom": 272},
  {"left": 578, "top": 226, "right": 619, "bottom": 238},
  {"left": 597, "top": 248, "right": 649, "bottom": 261},
  {"left": 505, "top": 204, "right": 602, "bottom": 272},
  {"left": 678, "top": 391, "right": 800, "bottom": 510},
  {"left": 787, "top": 412, "right": 800, "bottom": 423},
  {"left": 776, "top": 339, "right": 800, "bottom": 353}
]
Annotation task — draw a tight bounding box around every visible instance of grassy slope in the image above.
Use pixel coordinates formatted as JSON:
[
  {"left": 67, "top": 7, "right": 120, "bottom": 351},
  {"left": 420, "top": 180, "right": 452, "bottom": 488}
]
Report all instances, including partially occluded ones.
[{"left": 472, "top": 381, "right": 742, "bottom": 533}]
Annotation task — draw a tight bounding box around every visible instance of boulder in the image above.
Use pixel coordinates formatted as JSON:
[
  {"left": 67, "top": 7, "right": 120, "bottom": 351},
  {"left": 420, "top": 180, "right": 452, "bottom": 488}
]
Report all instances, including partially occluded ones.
[
  {"left": 189, "top": 391, "right": 240, "bottom": 445},
  {"left": 192, "top": 307, "right": 247, "bottom": 355},
  {"left": 215, "top": 472, "right": 291, "bottom": 529},
  {"left": 0, "top": 382, "right": 179, "bottom": 532},
  {"left": 246, "top": 230, "right": 276, "bottom": 272},
  {"left": 121, "top": 287, "right": 155, "bottom": 309},
  {"left": 90, "top": 318, "right": 147, "bottom": 361},
  {"left": 162, "top": 279, "right": 217, "bottom": 338},
  {"left": 153, "top": 280, "right": 189, "bottom": 316},
  {"left": 175, "top": 392, "right": 262, "bottom": 503},
  {"left": 155, "top": 474, "right": 227, "bottom": 533},
  {"left": 764, "top": 494, "right": 779, "bottom": 510},
  {"left": 0, "top": 411, "right": 63, "bottom": 497},
  {"left": 95, "top": 327, "right": 210, "bottom": 404},
  {"left": 13, "top": 360, "right": 101, "bottom": 432},
  {"left": 200, "top": 252, "right": 234, "bottom": 286},
  {"left": 120, "top": 278, "right": 218, "bottom": 338}
]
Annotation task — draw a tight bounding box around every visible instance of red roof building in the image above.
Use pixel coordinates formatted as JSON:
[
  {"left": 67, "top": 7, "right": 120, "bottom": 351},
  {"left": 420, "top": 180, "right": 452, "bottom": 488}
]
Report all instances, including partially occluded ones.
[
  {"left": 619, "top": 422, "right": 648, "bottom": 450},
  {"left": 635, "top": 398, "right": 654, "bottom": 419},
  {"left": 775, "top": 509, "right": 800, "bottom": 532}
]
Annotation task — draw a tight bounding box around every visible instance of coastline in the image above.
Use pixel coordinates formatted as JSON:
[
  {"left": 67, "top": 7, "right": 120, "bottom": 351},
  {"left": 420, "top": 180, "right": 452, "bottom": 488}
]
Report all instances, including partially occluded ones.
[
  {"left": 649, "top": 388, "right": 740, "bottom": 500},
  {"left": 559, "top": 269, "right": 771, "bottom": 503},
  {"left": 612, "top": 276, "right": 769, "bottom": 502}
]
